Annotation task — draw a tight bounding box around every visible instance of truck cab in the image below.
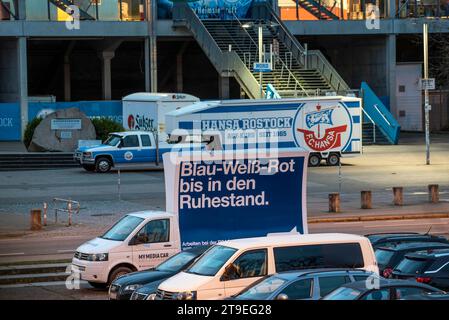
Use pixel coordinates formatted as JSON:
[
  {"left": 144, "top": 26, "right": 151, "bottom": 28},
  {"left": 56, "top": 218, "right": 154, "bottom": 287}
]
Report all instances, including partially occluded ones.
[{"left": 71, "top": 211, "right": 181, "bottom": 287}]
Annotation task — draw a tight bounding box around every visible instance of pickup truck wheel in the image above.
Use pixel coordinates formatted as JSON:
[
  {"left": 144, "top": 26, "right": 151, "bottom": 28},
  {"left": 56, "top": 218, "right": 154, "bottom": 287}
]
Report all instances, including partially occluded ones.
[
  {"left": 326, "top": 153, "right": 340, "bottom": 166},
  {"left": 308, "top": 154, "right": 321, "bottom": 167},
  {"left": 95, "top": 157, "right": 111, "bottom": 173},
  {"left": 108, "top": 266, "right": 133, "bottom": 284},
  {"left": 88, "top": 281, "right": 108, "bottom": 289},
  {"left": 82, "top": 164, "right": 95, "bottom": 172}
]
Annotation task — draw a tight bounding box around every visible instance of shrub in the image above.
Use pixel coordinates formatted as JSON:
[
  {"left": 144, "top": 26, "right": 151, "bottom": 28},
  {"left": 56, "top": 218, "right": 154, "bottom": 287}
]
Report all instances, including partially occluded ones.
[
  {"left": 23, "top": 117, "right": 43, "bottom": 148},
  {"left": 91, "top": 118, "right": 125, "bottom": 142}
]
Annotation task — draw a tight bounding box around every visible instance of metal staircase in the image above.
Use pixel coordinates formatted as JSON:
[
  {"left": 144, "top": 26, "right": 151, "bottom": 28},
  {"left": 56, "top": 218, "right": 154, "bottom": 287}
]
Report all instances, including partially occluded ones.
[
  {"left": 173, "top": 2, "right": 350, "bottom": 98},
  {"left": 49, "top": 0, "right": 96, "bottom": 20},
  {"left": 295, "top": 0, "right": 340, "bottom": 20}
]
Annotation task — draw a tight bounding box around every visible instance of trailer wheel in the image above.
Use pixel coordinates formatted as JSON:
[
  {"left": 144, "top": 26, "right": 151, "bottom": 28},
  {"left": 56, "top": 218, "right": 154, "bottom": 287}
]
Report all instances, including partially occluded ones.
[
  {"left": 308, "top": 154, "right": 321, "bottom": 167},
  {"left": 326, "top": 153, "right": 340, "bottom": 166},
  {"left": 95, "top": 157, "right": 112, "bottom": 173}
]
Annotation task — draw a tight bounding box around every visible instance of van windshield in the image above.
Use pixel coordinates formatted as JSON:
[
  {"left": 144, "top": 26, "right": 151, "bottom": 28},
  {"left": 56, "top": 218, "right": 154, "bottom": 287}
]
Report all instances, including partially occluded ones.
[
  {"left": 104, "top": 134, "right": 121, "bottom": 146},
  {"left": 186, "top": 245, "right": 237, "bottom": 276},
  {"left": 101, "top": 215, "right": 144, "bottom": 241}
]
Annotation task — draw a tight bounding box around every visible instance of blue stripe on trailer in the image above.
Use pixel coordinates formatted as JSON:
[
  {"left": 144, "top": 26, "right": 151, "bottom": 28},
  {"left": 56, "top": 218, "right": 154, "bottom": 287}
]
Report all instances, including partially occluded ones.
[
  {"left": 179, "top": 121, "right": 194, "bottom": 129},
  {"left": 193, "top": 104, "right": 303, "bottom": 114},
  {"left": 344, "top": 102, "right": 360, "bottom": 108},
  {"left": 352, "top": 115, "right": 360, "bottom": 124}
]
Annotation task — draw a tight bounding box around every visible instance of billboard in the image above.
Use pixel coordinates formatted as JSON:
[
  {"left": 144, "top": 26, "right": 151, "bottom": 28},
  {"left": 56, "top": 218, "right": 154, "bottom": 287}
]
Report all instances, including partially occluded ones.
[
  {"left": 163, "top": 149, "right": 309, "bottom": 248},
  {"left": 158, "top": 0, "right": 254, "bottom": 19}
]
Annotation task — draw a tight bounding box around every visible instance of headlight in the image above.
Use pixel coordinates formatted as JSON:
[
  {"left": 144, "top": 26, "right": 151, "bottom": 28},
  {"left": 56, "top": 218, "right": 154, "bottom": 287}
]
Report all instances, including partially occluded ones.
[
  {"left": 124, "top": 284, "right": 142, "bottom": 292},
  {"left": 87, "top": 253, "right": 108, "bottom": 261},
  {"left": 83, "top": 152, "right": 93, "bottom": 159},
  {"left": 146, "top": 293, "right": 157, "bottom": 300},
  {"left": 174, "top": 291, "right": 197, "bottom": 300}
]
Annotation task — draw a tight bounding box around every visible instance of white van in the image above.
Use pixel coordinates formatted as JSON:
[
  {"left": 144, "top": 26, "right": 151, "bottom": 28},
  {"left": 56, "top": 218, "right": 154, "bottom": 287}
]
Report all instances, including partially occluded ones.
[
  {"left": 72, "top": 211, "right": 180, "bottom": 288},
  {"left": 155, "top": 233, "right": 378, "bottom": 300}
]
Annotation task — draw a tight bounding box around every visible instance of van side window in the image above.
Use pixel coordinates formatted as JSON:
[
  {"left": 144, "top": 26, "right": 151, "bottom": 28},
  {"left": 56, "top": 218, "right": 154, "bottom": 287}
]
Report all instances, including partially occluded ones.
[
  {"left": 273, "top": 243, "right": 364, "bottom": 272},
  {"left": 228, "top": 249, "right": 267, "bottom": 279},
  {"left": 122, "top": 135, "right": 139, "bottom": 147},
  {"left": 135, "top": 219, "right": 169, "bottom": 243},
  {"left": 141, "top": 135, "right": 152, "bottom": 147}
]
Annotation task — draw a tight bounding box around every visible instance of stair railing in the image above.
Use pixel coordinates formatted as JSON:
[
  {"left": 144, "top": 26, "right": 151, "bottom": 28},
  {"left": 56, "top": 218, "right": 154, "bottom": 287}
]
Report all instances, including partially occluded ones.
[
  {"left": 261, "top": 2, "right": 350, "bottom": 92},
  {"left": 362, "top": 108, "right": 377, "bottom": 144}
]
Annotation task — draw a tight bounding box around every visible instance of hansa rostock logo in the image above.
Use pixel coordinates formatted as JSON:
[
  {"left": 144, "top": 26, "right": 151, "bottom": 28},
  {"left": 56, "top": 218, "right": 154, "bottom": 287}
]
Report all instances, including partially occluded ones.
[{"left": 293, "top": 102, "right": 352, "bottom": 152}]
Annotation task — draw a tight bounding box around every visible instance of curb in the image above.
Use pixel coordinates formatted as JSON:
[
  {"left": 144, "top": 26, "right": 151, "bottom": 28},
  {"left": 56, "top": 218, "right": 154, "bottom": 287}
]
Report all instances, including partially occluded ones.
[{"left": 308, "top": 212, "right": 449, "bottom": 224}]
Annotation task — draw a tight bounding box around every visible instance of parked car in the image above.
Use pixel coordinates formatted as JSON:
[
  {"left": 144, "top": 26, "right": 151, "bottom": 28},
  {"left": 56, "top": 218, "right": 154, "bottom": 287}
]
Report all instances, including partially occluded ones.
[
  {"left": 400, "top": 292, "right": 449, "bottom": 300},
  {"left": 322, "top": 278, "right": 443, "bottom": 300},
  {"left": 108, "top": 246, "right": 208, "bottom": 300},
  {"left": 155, "top": 233, "right": 378, "bottom": 300},
  {"left": 365, "top": 232, "right": 449, "bottom": 250},
  {"left": 375, "top": 242, "right": 449, "bottom": 278},
  {"left": 230, "top": 269, "right": 376, "bottom": 300},
  {"left": 392, "top": 248, "right": 449, "bottom": 291}
]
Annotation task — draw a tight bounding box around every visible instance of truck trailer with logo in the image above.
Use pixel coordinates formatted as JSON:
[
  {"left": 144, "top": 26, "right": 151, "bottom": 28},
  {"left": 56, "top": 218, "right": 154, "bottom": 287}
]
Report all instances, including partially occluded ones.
[{"left": 165, "top": 96, "right": 362, "bottom": 166}]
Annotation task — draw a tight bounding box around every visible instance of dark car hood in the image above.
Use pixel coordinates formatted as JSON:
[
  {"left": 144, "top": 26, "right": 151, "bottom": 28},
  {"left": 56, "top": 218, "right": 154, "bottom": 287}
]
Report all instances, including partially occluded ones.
[
  {"left": 113, "top": 270, "right": 173, "bottom": 287},
  {"left": 134, "top": 279, "right": 166, "bottom": 295}
]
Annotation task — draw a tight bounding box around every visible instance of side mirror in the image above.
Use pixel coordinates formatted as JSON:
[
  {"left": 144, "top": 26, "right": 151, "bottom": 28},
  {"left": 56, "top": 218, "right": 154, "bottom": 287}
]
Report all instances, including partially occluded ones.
[
  {"left": 220, "top": 263, "right": 238, "bottom": 281},
  {"left": 276, "top": 293, "right": 289, "bottom": 300},
  {"left": 129, "top": 234, "right": 145, "bottom": 245}
]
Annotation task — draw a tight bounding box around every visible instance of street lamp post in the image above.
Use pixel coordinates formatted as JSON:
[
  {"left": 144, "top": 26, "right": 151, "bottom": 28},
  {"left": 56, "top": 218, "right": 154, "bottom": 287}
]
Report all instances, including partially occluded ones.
[
  {"left": 258, "top": 22, "right": 263, "bottom": 99},
  {"left": 423, "top": 22, "right": 430, "bottom": 165}
]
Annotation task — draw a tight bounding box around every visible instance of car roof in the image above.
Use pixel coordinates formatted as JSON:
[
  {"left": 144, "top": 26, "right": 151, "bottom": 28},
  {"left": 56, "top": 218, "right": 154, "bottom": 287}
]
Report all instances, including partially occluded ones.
[
  {"left": 342, "top": 278, "right": 426, "bottom": 291},
  {"left": 111, "top": 131, "right": 151, "bottom": 136},
  {"left": 219, "top": 233, "right": 368, "bottom": 250},
  {"left": 377, "top": 242, "right": 449, "bottom": 252},
  {"left": 127, "top": 211, "right": 175, "bottom": 220},
  {"left": 367, "top": 233, "right": 438, "bottom": 243},
  {"left": 273, "top": 268, "right": 373, "bottom": 281},
  {"left": 405, "top": 248, "right": 449, "bottom": 259}
]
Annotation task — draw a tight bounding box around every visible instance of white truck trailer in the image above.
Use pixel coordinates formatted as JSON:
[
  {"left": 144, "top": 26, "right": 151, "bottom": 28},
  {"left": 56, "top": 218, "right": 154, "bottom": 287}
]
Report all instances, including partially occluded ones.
[
  {"left": 165, "top": 96, "right": 363, "bottom": 166},
  {"left": 122, "top": 93, "right": 199, "bottom": 143}
]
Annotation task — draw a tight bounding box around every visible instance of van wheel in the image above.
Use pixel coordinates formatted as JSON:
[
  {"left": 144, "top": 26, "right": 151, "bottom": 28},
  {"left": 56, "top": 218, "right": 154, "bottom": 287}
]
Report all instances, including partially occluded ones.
[
  {"left": 88, "top": 281, "right": 108, "bottom": 290},
  {"left": 308, "top": 154, "right": 321, "bottom": 167},
  {"left": 82, "top": 164, "right": 95, "bottom": 172},
  {"left": 108, "top": 266, "right": 133, "bottom": 284},
  {"left": 95, "top": 157, "right": 111, "bottom": 173},
  {"left": 326, "top": 153, "right": 340, "bottom": 166}
]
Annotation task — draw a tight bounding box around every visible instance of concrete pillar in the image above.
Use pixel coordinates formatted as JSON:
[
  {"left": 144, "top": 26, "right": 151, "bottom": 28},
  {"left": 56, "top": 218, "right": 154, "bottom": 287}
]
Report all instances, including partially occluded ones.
[
  {"left": 16, "top": 0, "right": 26, "bottom": 20},
  {"left": 219, "top": 76, "right": 230, "bottom": 99},
  {"left": 144, "top": 37, "right": 150, "bottom": 92},
  {"left": 386, "top": 34, "right": 396, "bottom": 116},
  {"left": 18, "top": 37, "right": 28, "bottom": 140},
  {"left": 176, "top": 51, "right": 183, "bottom": 92},
  {"left": 64, "top": 57, "right": 71, "bottom": 102},
  {"left": 388, "top": 0, "right": 396, "bottom": 18},
  {"left": 99, "top": 51, "right": 115, "bottom": 100}
]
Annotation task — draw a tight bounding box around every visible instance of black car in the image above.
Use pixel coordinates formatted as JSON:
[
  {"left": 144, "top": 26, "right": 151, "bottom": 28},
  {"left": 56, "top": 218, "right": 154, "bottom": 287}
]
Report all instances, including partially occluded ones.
[
  {"left": 365, "top": 232, "right": 449, "bottom": 250},
  {"left": 392, "top": 248, "right": 449, "bottom": 291},
  {"left": 375, "top": 242, "right": 449, "bottom": 277},
  {"left": 229, "top": 269, "right": 376, "bottom": 300},
  {"left": 109, "top": 246, "right": 208, "bottom": 300},
  {"left": 322, "top": 278, "right": 443, "bottom": 300}
]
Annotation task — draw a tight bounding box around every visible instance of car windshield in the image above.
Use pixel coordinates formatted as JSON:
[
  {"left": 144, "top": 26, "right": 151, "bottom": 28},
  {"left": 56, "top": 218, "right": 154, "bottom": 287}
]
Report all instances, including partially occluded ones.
[
  {"left": 323, "top": 287, "right": 362, "bottom": 300},
  {"left": 155, "top": 251, "right": 198, "bottom": 273},
  {"left": 101, "top": 215, "right": 144, "bottom": 241},
  {"left": 235, "top": 276, "right": 288, "bottom": 300},
  {"left": 375, "top": 249, "right": 395, "bottom": 267},
  {"left": 104, "top": 134, "right": 121, "bottom": 146},
  {"left": 186, "top": 245, "right": 237, "bottom": 276},
  {"left": 394, "top": 257, "right": 431, "bottom": 274}
]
